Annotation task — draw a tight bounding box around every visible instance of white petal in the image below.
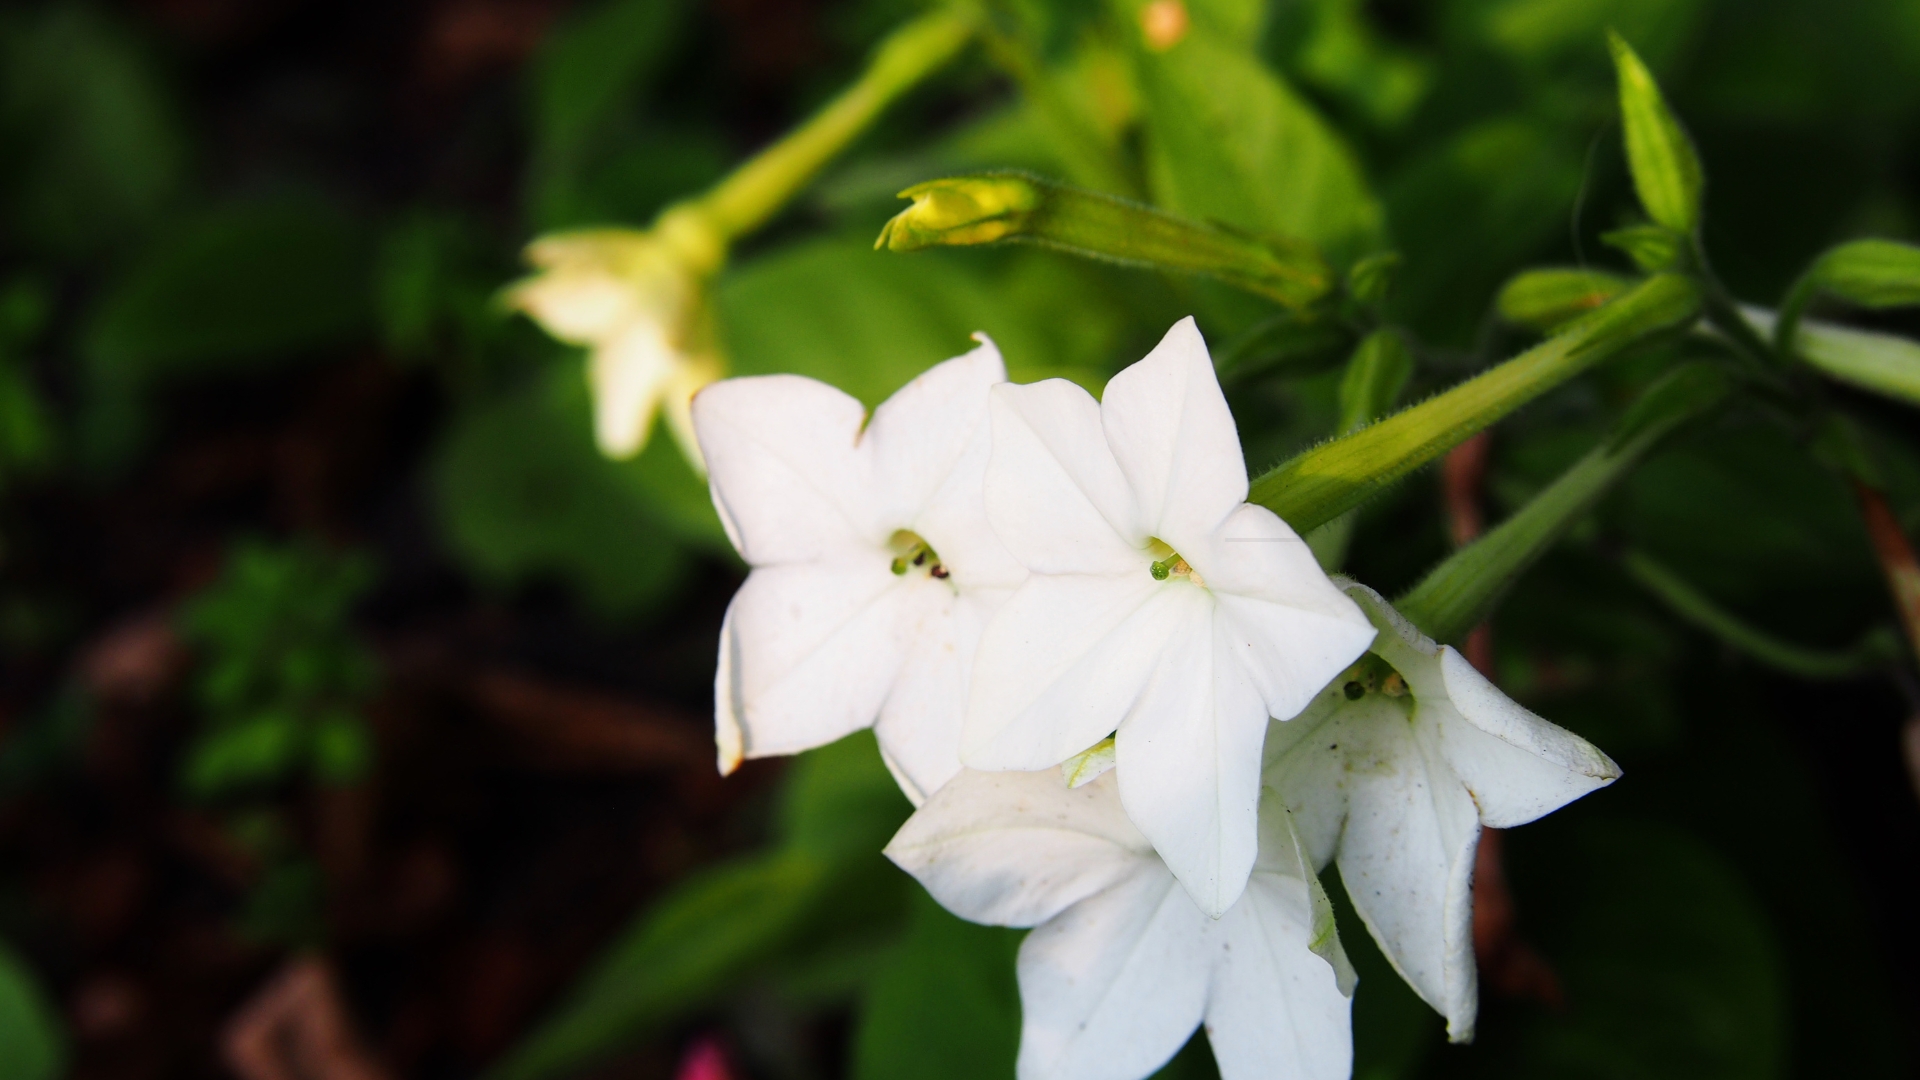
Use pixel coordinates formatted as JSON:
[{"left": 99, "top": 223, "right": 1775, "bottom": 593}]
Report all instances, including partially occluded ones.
[
  {"left": 509, "top": 266, "right": 636, "bottom": 343},
  {"left": 693, "top": 374, "right": 877, "bottom": 564},
  {"left": 1434, "top": 646, "right": 1622, "bottom": 828},
  {"left": 1254, "top": 792, "right": 1355, "bottom": 995},
  {"left": 1099, "top": 317, "right": 1248, "bottom": 548},
  {"left": 962, "top": 572, "right": 1185, "bottom": 770},
  {"left": 1204, "top": 871, "right": 1354, "bottom": 1080},
  {"left": 1334, "top": 712, "right": 1482, "bottom": 1041},
  {"left": 1015, "top": 865, "right": 1212, "bottom": 1080},
  {"left": 715, "top": 561, "right": 907, "bottom": 763},
  {"left": 985, "top": 381, "right": 1145, "bottom": 575},
  {"left": 1260, "top": 687, "right": 1355, "bottom": 870},
  {"left": 884, "top": 769, "right": 1155, "bottom": 928},
  {"left": 874, "top": 584, "right": 1008, "bottom": 805},
  {"left": 589, "top": 319, "right": 679, "bottom": 458},
  {"left": 866, "top": 337, "right": 1002, "bottom": 518},
  {"left": 1114, "top": 593, "right": 1268, "bottom": 917}
]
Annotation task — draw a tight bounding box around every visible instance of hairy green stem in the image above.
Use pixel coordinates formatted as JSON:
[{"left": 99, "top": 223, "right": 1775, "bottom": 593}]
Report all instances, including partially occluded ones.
[{"left": 1252, "top": 274, "right": 1702, "bottom": 534}]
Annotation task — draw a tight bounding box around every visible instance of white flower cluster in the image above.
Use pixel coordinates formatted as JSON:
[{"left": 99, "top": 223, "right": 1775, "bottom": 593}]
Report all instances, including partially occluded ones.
[{"left": 691, "top": 319, "right": 1622, "bottom": 1080}]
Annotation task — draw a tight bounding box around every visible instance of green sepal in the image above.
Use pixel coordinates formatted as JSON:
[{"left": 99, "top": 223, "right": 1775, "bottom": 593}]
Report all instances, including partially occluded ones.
[
  {"left": 1776, "top": 238, "right": 1920, "bottom": 351},
  {"left": 1345, "top": 251, "right": 1403, "bottom": 307},
  {"left": 1396, "top": 360, "right": 1733, "bottom": 644},
  {"left": 1497, "top": 268, "right": 1633, "bottom": 332},
  {"left": 1607, "top": 31, "right": 1704, "bottom": 234},
  {"left": 878, "top": 173, "right": 1333, "bottom": 309},
  {"left": 1252, "top": 273, "right": 1702, "bottom": 534},
  {"left": 1602, "top": 224, "right": 1684, "bottom": 272}
]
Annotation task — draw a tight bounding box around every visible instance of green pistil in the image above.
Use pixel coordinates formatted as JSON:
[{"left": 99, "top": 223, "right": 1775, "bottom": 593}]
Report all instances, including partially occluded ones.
[{"left": 888, "top": 530, "right": 948, "bottom": 580}]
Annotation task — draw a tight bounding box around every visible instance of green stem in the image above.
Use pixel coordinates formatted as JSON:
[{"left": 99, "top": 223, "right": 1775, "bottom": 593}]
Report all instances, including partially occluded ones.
[
  {"left": 1396, "top": 362, "right": 1731, "bottom": 643},
  {"left": 696, "top": 9, "right": 977, "bottom": 240},
  {"left": 1251, "top": 273, "right": 1702, "bottom": 534},
  {"left": 1622, "top": 549, "right": 1898, "bottom": 679}
]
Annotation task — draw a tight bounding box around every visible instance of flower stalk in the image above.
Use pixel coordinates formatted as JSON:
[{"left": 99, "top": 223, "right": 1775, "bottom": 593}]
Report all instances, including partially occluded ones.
[
  {"left": 1396, "top": 362, "right": 1732, "bottom": 644},
  {"left": 1252, "top": 273, "right": 1702, "bottom": 534}
]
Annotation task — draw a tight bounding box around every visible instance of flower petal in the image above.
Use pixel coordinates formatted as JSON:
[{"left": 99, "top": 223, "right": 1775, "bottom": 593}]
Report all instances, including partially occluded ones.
[
  {"left": 984, "top": 380, "right": 1144, "bottom": 575},
  {"left": 1260, "top": 687, "right": 1355, "bottom": 871},
  {"left": 884, "top": 769, "right": 1154, "bottom": 928},
  {"left": 715, "top": 561, "right": 908, "bottom": 765},
  {"left": 1015, "top": 865, "right": 1211, "bottom": 1080},
  {"left": 962, "top": 572, "right": 1186, "bottom": 770},
  {"left": 1099, "top": 317, "right": 1249, "bottom": 547},
  {"left": 1204, "top": 870, "right": 1355, "bottom": 1080},
  {"left": 693, "top": 374, "right": 877, "bottom": 565},
  {"left": 1334, "top": 713, "right": 1482, "bottom": 1041},
  {"left": 875, "top": 584, "right": 1008, "bottom": 804},
  {"left": 590, "top": 319, "right": 679, "bottom": 458},
  {"left": 891, "top": 344, "right": 1028, "bottom": 590},
  {"left": 1114, "top": 591, "right": 1267, "bottom": 918},
  {"left": 1434, "top": 647, "right": 1622, "bottom": 828}
]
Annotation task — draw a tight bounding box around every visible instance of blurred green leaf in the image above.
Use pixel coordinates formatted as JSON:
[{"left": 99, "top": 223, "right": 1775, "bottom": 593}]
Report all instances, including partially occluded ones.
[
  {"left": 0, "top": 940, "right": 64, "bottom": 1080},
  {"left": 1467, "top": 821, "right": 1787, "bottom": 1080},
  {"left": 779, "top": 730, "right": 913, "bottom": 861},
  {"left": 1800, "top": 239, "right": 1920, "bottom": 309},
  {"left": 1214, "top": 310, "right": 1353, "bottom": 385},
  {"left": 1472, "top": 0, "right": 1704, "bottom": 70},
  {"left": 1290, "top": 0, "right": 1433, "bottom": 129},
  {"left": 1497, "top": 268, "right": 1633, "bottom": 331},
  {"left": 182, "top": 712, "right": 304, "bottom": 797},
  {"left": 1601, "top": 224, "right": 1683, "bottom": 272},
  {"left": 85, "top": 196, "right": 372, "bottom": 377},
  {"left": 1609, "top": 31, "right": 1704, "bottom": 234},
  {"left": 1133, "top": 25, "right": 1383, "bottom": 259},
  {"left": 432, "top": 364, "right": 700, "bottom": 618},
  {"left": 851, "top": 893, "right": 1022, "bottom": 1080},
  {"left": 0, "top": 4, "right": 188, "bottom": 257}
]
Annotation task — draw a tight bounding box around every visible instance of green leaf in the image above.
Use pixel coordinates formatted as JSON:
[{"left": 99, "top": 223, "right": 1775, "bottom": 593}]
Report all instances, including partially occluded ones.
[
  {"left": 878, "top": 173, "right": 1331, "bottom": 308},
  {"left": 1497, "top": 268, "right": 1633, "bottom": 332},
  {"left": 1806, "top": 238, "right": 1920, "bottom": 308},
  {"left": 778, "top": 731, "right": 912, "bottom": 861},
  {"left": 1213, "top": 310, "right": 1353, "bottom": 385},
  {"left": 431, "top": 364, "right": 700, "bottom": 618},
  {"left": 85, "top": 196, "right": 372, "bottom": 377},
  {"left": 1252, "top": 274, "right": 1701, "bottom": 534},
  {"left": 851, "top": 893, "right": 1022, "bottom": 1080},
  {"left": 1133, "top": 25, "right": 1383, "bottom": 259},
  {"left": 1601, "top": 224, "right": 1683, "bottom": 272},
  {"left": 1478, "top": 0, "right": 1704, "bottom": 70},
  {"left": 0, "top": 4, "right": 188, "bottom": 257},
  {"left": 1336, "top": 329, "right": 1414, "bottom": 434},
  {"left": 488, "top": 851, "right": 829, "bottom": 1080},
  {"left": 1608, "top": 31, "right": 1704, "bottom": 234},
  {"left": 0, "top": 940, "right": 64, "bottom": 1080},
  {"left": 1290, "top": 0, "right": 1433, "bottom": 129},
  {"left": 182, "top": 712, "right": 305, "bottom": 798},
  {"left": 719, "top": 236, "right": 1142, "bottom": 408},
  {"left": 1344, "top": 251, "right": 1402, "bottom": 308}
]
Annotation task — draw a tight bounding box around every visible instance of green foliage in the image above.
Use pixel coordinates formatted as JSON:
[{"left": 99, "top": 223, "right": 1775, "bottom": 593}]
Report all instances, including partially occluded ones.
[
  {"left": 178, "top": 541, "right": 378, "bottom": 798},
  {"left": 433, "top": 364, "right": 713, "bottom": 618},
  {"left": 1133, "top": 20, "right": 1383, "bottom": 260},
  {"left": 0, "top": 940, "right": 64, "bottom": 1080},
  {"left": 1609, "top": 32, "right": 1705, "bottom": 235},
  {"left": 0, "top": 3, "right": 188, "bottom": 258},
  {"left": 851, "top": 893, "right": 1023, "bottom": 1080},
  {"left": 1497, "top": 269, "right": 1632, "bottom": 332},
  {"left": 491, "top": 732, "right": 915, "bottom": 1080}
]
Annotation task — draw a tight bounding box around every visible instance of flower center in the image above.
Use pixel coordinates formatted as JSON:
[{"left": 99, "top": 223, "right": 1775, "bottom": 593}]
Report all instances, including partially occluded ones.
[
  {"left": 1146, "top": 538, "right": 1204, "bottom": 586},
  {"left": 888, "top": 529, "right": 949, "bottom": 580},
  {"left": 1339, "top": 654, "right": 1410, "bottom": 702}
]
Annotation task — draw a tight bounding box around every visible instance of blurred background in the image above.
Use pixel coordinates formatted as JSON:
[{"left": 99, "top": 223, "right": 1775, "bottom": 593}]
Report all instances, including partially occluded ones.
[{"left": 0, "top": 0, "right": 1917, "bottom": 1078}]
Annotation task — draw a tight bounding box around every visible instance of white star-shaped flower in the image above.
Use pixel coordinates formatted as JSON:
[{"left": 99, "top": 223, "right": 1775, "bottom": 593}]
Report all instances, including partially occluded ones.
[
  {"left": 692, "top": 338, "right": 1026, "bottom": 803},
  {"left": 508, "top": 223, "right": 722, "bottom": 466},
  {"left": 961, "top": 317, "right": 1377, "bottom": 916},
  {"left": 886, "top": 767, "right": 1354, "bottom": 1080},
  {"left": 1264, "top": 580, "right": 1621, "bottom": 1041}
]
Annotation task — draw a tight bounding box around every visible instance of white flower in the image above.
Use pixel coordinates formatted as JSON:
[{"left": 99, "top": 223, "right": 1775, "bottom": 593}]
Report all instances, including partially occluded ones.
[
  {"left": 1264, "top": 581, "right": 1621, "bottom": 1041},
  {"left": 961, "top": 317, "right": 1378, "bottom": 916},
  {"left": 508, "top": 215, "right": 724, "bottom": 466},
  {"left": 886, "top": 767, "right": 1354, "bottom": 1080},
  {"left": 692, "top": 338, "right": 1027, "bottom": 803}
]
